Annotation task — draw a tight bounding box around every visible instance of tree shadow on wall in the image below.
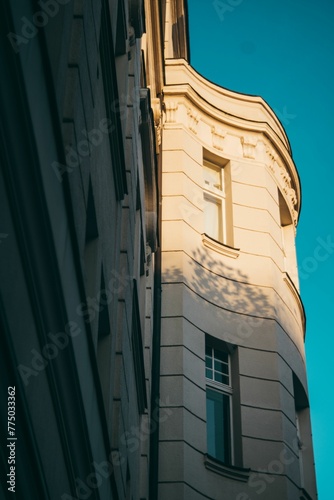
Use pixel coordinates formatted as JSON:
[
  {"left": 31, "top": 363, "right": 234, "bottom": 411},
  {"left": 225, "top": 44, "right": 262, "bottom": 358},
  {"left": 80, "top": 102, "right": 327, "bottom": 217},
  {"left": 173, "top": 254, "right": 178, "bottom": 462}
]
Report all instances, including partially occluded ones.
[{"left": 162, "top": 246, "right": 273, "bottom": 344}]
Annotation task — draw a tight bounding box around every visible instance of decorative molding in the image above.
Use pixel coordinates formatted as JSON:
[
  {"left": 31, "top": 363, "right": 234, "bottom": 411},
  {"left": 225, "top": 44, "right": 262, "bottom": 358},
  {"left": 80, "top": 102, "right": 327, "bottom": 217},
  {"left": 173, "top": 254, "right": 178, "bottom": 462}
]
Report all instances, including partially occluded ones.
[
  {"left": 187, "top": 107, "right": 200, "bottom": 134},
  {"left": 211, "top": 126, "right": 226, "bottom": 151},
  {"left": 280, "top": 165, "right": 291, "bottom": 185},
  {"left": 266, "top": 145, "right": 298, "bottom": 226},
  {"left": 163, "top": 60, "right": 301, "bottom": 220},
  {"left": 292, "top": 209, "right": 298, "bottom": 226},
  {"left": 241, "top": 136, "right": 258, "bottom": 159},
  {"left": 152, "top": 98, "right": 161, "bottom": 124},
  {"left": 165, "top": 101, "right": 178, "bottom": 123},
  {"left": 152, "top": 97, "right": 162, "bottom": 149},
  {"left": 140, "top": 88, "right": 158, "bottom": 252},
  {"left": 202, "top": 234, "right": 240, "bottom": 259},
  {"left": 204, "top": 454, "right": 250, "bottom": 482},
  {"left": 266, "top": 145, "right": 278, "bottom": 162}
]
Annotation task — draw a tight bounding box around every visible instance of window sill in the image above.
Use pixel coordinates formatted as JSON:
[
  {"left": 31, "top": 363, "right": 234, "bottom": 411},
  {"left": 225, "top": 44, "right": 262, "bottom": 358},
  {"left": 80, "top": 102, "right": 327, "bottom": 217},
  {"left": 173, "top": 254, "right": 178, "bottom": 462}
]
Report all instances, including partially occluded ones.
[
  {"left": 204, "top": 454, "right": 250, "bottom": 482},
  {"left": 202, "top": 234, "right": 240, "bottom": 259}
]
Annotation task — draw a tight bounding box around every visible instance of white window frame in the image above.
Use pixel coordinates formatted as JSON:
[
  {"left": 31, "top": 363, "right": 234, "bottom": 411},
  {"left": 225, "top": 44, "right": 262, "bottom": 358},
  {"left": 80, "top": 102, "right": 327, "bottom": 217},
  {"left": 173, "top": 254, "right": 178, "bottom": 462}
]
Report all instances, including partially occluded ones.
[
  {"left": 205, "top": 343, "right": 234, "bottom": 465},
  {"left": 203, "top": 159, "right": 227, "bottom": 244}
]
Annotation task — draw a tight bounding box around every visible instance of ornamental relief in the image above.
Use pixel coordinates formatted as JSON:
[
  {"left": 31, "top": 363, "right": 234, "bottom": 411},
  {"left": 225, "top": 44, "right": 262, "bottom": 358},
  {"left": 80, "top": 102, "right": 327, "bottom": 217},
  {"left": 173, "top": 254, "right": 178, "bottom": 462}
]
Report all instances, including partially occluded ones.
[
  {"left": 165, "top": 101, "right": 178, "bottom": 123},
  {"left": 187, "top": 107, "right": 200, "bottom": 134},
  {"left": 241, "top": 136, "right": 258, "bottom": 159},
  {"left": 152, "top": 98, "right": 162, "bottom": 148},
  {"left": 266, "top": 145, "right": 298, "bottom": 225},
  {"left": 211, "top": 126, "right": 226, "bottom": 151}
]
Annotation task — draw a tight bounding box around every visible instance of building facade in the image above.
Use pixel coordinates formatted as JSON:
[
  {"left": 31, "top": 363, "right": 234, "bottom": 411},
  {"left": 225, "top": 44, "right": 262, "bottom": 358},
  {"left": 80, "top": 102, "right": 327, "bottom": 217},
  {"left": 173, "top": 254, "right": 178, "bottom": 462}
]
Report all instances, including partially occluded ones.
[
  {"left": 159, "top": 57, "right": 317, "bottom": 499},
  {"left": 0, "top": 0, "right": 316, "bottom": 499},
  {"left": 1, "top": 0, "right": 162, "bottom": 498},
  {"left": 158, "top": 3, "right": 317, "bottom": 499}
]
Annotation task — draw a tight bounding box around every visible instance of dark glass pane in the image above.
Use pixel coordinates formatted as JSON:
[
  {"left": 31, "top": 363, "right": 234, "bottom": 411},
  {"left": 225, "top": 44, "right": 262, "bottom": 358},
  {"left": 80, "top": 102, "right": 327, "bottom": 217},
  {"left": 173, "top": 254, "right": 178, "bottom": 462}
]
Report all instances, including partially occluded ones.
[
  {"left": 206, "top": 368, "right": 213, "bottom": 379},
  {"left": 206, "top": 392, "right": 216, "bottom": 458},
  {"left": 206, "top": 356, "right": 212, "bottom": 369},
  {"left": 214, "top": 349, "right": 228, "bottom": 363},
  {"left": 206, "top": 388, "right": 231, "bottom": 464},
  {"left": 214, "top": 373, "right": 229, "bottom": 385},
  {"left": 206, "top": 345, "right": 212, "bottom": 357},
  {"left": 221, "top": 362, "right": 229, "bottom": 375},
  {"left": 214, "top": 360, "right": 223, "bottom": 372}
]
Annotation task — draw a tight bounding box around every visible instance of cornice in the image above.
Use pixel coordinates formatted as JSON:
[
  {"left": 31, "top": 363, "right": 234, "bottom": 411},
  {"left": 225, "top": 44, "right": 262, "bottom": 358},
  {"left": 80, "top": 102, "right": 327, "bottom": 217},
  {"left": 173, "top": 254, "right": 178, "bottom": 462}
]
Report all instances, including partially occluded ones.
[
  {"left": 164, "top": 59, "right": 289, "bottom": 147},
  {"left": 163, "top": 60, "right": 301, "bottom": 225}
]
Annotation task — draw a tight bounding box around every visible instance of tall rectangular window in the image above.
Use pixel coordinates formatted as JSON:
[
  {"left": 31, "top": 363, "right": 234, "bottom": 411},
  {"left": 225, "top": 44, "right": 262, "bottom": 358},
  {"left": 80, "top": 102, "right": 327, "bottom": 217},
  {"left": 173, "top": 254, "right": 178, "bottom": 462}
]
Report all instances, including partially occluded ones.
[
  {"left": 203, "top": 194, "right": 222, "bottom": 242},
  {"left": 203, "top": 162, "right": 223, "bottom": 191},
  {"left": 293, "top": 373, "right": 309, "bottom": 492},
  {"left": 203, "top": 159, "right": 226, "bottom": 243},
  {"left": 205, "top": 340, "right": 233, "bottom": 465},
  {"left": 278, "top": 189, "right": 296, "bottom": 281},
  {"left": 202, "top": 154, "right": 233, "bottom": 246},
  {"left": 132, "top": 280, "right": 147, "bottom": 414},
  {"left": 206, "top": 388, "right": 231, "bottom": 463},
  {"left": 205, "top": 345, "right": 229, "bottom": 385}
]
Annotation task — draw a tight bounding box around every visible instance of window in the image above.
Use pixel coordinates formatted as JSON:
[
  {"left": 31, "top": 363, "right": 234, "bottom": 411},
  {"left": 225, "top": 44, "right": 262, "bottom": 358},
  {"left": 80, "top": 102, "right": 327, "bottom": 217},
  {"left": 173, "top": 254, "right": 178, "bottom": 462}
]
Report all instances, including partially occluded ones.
[
  {"left": 202, "top": 153, "right": 234, "bottom": 247},
  {"left": 203, "top": 160, "right": 226, "bottom": 242},
  {"left": 97, "top": 269, "right": 112, "bottom": 416},
  {"left": 206, "top": 389, "right": 231, "bottom": 464},
  {"left": 293, "top": 373, "right": 310, "bottom": 493},
  {"left": 132, "top": 279, "right": 147, "bottom": 414},
  {"left": 115, "top": 0, "right": 127, "bottom": 56},
  {"left": 205, "top": 344, "right": 230, "bottom": 385},
  {"left": 100, "top": 0, "right": 127, "bottom": 200},
  {"left": 84, "top": 179, "right": 99, "bottom": 337},
  {"left": 203, "top": 162, "right": 223, "bottom": 191},
  {"left": 205, "top": 341, "right": 233, "bottom": 465},
  {"left": 278, "top": 189, "right": 297, "bottom": 284},
  {"left": 203, "top": 194, "right": 223, "bottom": 242}
]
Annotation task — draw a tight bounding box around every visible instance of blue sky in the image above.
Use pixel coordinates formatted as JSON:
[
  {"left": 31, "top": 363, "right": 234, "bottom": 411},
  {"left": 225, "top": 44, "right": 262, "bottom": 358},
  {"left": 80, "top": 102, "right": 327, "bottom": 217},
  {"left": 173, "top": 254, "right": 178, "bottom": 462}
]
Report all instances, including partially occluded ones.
[{"left": 187, "top": 0, "right": 334, "bottom": 497}]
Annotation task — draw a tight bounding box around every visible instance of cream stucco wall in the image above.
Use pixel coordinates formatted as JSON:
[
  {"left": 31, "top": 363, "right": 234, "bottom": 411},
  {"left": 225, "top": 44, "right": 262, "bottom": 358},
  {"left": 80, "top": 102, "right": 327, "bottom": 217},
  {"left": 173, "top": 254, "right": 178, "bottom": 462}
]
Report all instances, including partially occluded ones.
[{"left": 158, "top": 59, "right": 316, "bottom": 500}]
